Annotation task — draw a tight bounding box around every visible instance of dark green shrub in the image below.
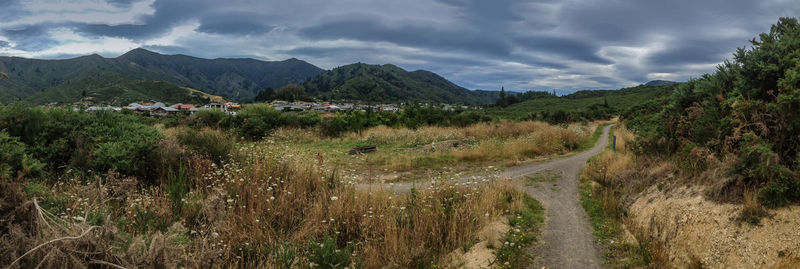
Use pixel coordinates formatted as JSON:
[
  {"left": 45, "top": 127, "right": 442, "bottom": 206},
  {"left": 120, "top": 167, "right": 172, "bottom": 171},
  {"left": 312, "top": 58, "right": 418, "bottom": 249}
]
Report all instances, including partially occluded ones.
[
  {"left": 0, "top": 131, "right": 43, "bottom": 180},
  {"left": 320, "top": 116, "right": 349, "bottom": 137},
  {"left": 82, "top": 111, "right": 162, "bottom": 179},
  {"left": 236, "top": 104, "right": 284, "bottom": 140},
  {"left": 190, "top": 109, "right": 232, "bottom": 129},
  {"left": 0, "top": 104, "right": 162, "bottom": 182}
]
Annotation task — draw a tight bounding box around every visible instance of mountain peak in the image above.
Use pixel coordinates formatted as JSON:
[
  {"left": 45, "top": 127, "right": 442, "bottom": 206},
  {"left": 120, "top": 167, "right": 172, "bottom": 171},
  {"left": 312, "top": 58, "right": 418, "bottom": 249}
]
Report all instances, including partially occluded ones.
[{"left": 118, "top": 48, "right": 159, "bottom": 59}]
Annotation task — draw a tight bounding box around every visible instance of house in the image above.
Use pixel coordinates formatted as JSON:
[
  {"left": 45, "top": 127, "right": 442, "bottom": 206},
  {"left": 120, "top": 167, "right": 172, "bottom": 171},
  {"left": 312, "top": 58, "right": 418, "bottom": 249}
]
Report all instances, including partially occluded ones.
[
  {"left": 171, "top": 103, "right": 194, "bottom": 110},
  {"left": 380, "top": 104, "right": 400, "bottom": 112},
  {"left": 152, "top": 106, "right": 180, "bottom": 116},
  {"left": 203, "top": 103, "right": 226, "bottom": 111},
  {"left": 225, "top": 102, "right": 242, "bottom": 111},
  {"left": 86, "top": 106, "right": 121, "bottom": 112},
  {"left": 125, "top": 103, "right": 143, "bottom": 110}
]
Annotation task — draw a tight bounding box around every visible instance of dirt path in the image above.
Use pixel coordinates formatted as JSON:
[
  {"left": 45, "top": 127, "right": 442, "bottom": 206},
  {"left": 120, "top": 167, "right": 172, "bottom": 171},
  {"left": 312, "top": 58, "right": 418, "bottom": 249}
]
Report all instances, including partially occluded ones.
[
  {"left": 357, "top": 125, "right": 613, "bottom": 268},
  {"left": 521, "top": 125, "right": 611, "bottom": 269}
]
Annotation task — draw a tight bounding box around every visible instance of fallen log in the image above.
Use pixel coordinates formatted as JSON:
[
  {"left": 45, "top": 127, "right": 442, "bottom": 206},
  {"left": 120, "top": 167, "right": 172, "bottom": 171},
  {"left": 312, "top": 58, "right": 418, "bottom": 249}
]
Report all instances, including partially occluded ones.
[{"left": 348, "top": 145, "right": 377, "bottom": 155}]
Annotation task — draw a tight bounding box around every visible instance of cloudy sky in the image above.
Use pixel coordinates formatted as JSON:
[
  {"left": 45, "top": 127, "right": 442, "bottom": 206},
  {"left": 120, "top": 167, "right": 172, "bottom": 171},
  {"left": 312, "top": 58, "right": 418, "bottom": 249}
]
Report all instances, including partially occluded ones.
[{"left": 0, "top": 0, "right": 797, "bottom": 91}]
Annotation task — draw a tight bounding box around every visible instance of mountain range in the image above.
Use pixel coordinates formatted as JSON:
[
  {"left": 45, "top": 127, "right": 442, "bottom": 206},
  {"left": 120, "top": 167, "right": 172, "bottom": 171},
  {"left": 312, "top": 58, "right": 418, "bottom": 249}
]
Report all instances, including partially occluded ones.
[
  {"left": 0, "top": 49, "right": 323, "bottom": 105},
  {"left": 0, "top": 49, "right": 502, "bottom": 105}
]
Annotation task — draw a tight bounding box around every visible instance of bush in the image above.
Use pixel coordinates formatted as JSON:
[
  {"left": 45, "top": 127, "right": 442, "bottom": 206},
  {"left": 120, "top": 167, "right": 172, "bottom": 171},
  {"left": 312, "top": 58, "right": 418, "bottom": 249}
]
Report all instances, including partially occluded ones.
[
  {"left": 0, "top": 131, "right": 43, "bottom": 180},
  {"left": 82, "top": 111, "right": 162, "bottom": 180},
  {"left": 176, "top": 127, "right": 234, "bottom": 163},
  {"left": 0, "top": 104, "right": 162, "bottom": 182},
  {"left": 190, "top": 109, "right": 232, "bottom": 129},
  {"left": 236, "top": 104, "right": 284, "bottom": 140},
  {"left": 320, "top": 116, "right": 350, "bottom": 137},
  {"left": 628, "top": 18, "right": 800, "bottom": 206}
]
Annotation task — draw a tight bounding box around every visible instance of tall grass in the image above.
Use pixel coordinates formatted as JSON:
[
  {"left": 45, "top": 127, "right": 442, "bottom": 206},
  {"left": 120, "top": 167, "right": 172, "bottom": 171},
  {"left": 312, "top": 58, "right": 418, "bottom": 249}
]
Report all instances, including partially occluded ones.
[{"left": 2, "top": 139, "right": 531, "bottom": 268}]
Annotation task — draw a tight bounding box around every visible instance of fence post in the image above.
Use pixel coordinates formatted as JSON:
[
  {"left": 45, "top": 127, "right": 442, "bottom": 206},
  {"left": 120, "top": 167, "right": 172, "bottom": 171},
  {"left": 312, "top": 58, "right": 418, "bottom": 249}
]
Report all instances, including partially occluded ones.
[{"left": 612, "top": 135, "right": 616, "bottom": 152}]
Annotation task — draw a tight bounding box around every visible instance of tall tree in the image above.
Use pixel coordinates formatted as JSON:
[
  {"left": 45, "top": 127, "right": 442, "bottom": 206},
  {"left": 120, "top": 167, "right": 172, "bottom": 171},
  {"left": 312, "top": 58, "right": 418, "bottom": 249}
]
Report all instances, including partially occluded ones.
[
  {"left": 497, "top": 86, "right": 508, "bottom": 107},
  {"left": 254, "top": 87, "right": 275, "bottom": 102},
  {"left": 275, "top": 84, "right": 312, "bottom": 102}
]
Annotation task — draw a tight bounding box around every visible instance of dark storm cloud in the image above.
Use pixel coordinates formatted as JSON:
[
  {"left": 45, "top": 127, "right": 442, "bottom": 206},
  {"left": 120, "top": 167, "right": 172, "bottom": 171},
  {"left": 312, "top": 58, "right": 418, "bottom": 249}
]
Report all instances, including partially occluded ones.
[
  {"left": 587, "top": 76, "right": 621, "bottom": 86},
  {"left": 300, "top": 15, "right": 513, "bottom": 58},
  {"left": 515, "top": 35, "right": 611, "bottom": 64},
  {"left": 2, "top": 0, "right": 799, "bottom": 90},
  {"left": 0, "top": 0, "right": 28, "bottom": 23},
  {"left": 645, "top": 37, "right": 747, "bottom": 69},
  {"left": 77, "top": 0, "right": 210, "bottom": 40},
  {"left": 2, "top": 24, "right": 57, "bottom": 51},
  {"left": 280, "top": 46, "right": 386, "bottom": 59},
  {"left": 196, "top": 13, "right": 275, "bottom": 35}
]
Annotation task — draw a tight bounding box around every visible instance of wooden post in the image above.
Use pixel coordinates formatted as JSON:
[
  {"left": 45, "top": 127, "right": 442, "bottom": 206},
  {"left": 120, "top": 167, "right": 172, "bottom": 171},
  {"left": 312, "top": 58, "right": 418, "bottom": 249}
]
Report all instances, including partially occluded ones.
[{"left": 612, "top": 135, "right": 617, "bottom": 152}]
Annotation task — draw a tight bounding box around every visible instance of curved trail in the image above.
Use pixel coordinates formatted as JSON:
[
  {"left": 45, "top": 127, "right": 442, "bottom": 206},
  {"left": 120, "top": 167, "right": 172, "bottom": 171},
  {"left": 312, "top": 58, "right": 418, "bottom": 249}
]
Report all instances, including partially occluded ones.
[{"left": 358, "top": 125, "right": 612, "bottom": 268}]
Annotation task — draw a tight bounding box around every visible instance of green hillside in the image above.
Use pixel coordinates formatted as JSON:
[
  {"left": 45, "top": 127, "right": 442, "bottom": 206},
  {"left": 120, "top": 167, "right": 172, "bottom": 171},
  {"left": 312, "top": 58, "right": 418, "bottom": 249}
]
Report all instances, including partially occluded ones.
[
  {"left": 24, "top": 72, "right": 224, "bottom": 105},
  {"left": 303, "top": 63, "right": 499, "bottom": 105},
  {"left": 488, "top": 83, "right": 677, "bottom": 119},
  {"left": 0, "top": 48, "right": 324, "bottom": 104}
]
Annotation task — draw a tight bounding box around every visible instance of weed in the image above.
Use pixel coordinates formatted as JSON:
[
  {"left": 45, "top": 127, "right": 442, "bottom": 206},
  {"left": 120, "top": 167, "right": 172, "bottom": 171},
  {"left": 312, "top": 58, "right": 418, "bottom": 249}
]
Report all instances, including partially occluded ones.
[
  {"left": 165, "top": 164, "right": 189, "bottom": 215},
  {"left": 272, "top": 243, "right": 298, "bottom": 269},
  {"left": 461, "top": 238, "right": 479, "bottom": 252},
  {"left": 495, "top": 195, "right": 544, "bottom": 268},
  {"left": 308, "top": 234, "right": 353, "bottom": 269}
]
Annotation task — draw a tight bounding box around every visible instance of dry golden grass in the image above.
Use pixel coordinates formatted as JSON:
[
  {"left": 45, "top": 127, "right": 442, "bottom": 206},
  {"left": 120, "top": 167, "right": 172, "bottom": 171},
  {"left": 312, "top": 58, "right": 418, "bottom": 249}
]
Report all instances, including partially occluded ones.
[
  {"left": 2, "top": 138, "right": 530, "bottom": 268},
  {"left": 273, "top": 121, "right": 599, "bottom": 181}
]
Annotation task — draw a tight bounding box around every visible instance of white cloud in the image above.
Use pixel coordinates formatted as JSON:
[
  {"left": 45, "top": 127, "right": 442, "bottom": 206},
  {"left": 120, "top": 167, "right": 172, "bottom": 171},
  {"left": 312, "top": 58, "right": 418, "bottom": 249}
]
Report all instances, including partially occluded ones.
[{"left": 27, "top": 27, "right": 137, "bottom": 58}]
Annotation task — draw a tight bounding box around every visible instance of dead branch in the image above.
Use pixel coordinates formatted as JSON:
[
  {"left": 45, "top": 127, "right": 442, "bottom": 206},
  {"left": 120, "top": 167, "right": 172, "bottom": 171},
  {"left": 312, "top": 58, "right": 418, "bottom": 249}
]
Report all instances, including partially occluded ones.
[
  {"left": 32, "top": 198, "right": 53, "bottom": 230},
  {"left": 5, "top": 226, "right": 102, "bottom": 268}
]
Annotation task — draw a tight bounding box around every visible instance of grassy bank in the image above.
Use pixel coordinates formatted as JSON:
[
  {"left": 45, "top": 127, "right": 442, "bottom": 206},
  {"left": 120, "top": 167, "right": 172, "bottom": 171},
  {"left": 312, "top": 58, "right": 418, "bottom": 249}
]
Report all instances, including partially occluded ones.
[{"left": 578, "top": 125, "right": 665, "bottom": 268}]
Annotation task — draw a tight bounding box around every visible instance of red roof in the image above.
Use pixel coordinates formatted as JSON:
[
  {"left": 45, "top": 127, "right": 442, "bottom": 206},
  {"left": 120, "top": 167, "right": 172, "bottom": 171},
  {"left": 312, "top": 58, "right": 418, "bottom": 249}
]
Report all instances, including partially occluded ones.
[{"left": 171, "top": 104, "right": 194, "bottom": 109}]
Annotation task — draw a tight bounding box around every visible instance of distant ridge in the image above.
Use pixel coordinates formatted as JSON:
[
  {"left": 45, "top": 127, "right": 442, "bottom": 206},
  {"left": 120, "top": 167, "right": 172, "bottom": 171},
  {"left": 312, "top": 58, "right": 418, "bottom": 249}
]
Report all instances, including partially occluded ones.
[
  {"left": 644, "top": 80, "right": 677, "bottom": 86},
  {"left": 0, "top": 49, "right": 501, "bottom": 105},
  {"left": 302, "top": 63, "right": 500, "bottom": 105}
]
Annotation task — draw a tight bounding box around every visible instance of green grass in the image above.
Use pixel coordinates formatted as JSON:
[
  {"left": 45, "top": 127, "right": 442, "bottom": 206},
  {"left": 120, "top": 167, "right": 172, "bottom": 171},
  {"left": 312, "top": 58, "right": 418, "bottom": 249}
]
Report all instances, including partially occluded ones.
[
  {"left": 495, "top": 195, "right": 545, "bottom": 269},
  {"left": 579, "top": 153, "right": 654, "bottom": 268},
  {"left": 579, "top": 180, "right": 616, "bottom": 241},
  {"left": 461, "top": 238, "right": 480, "bottom": 253},
  {"left": 525, "top": 170, "right": 562, "bottom": 186}
]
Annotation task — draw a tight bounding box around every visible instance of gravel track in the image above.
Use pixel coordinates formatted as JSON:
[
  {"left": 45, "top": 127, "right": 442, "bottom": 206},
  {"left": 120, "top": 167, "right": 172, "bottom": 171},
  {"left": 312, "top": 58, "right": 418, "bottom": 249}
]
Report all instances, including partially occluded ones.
[{"left": 357, "top": 125, "right": 613, "bottom": 268}]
